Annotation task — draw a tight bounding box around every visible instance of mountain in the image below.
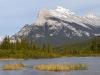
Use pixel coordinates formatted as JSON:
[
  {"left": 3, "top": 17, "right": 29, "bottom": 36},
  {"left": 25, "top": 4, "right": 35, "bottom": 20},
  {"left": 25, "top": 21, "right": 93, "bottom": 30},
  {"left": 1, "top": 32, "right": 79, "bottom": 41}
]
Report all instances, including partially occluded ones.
[{"left": 11, "top": 6, "right": 100, "bottom": 45}]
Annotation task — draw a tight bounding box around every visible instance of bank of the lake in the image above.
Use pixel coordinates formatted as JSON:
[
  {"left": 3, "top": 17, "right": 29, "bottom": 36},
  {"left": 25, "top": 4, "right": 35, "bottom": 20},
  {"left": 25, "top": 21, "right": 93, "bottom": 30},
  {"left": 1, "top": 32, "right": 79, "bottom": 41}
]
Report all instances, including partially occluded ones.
[{"left": 0, "top": 48, "right": 100, "bottom": 59}]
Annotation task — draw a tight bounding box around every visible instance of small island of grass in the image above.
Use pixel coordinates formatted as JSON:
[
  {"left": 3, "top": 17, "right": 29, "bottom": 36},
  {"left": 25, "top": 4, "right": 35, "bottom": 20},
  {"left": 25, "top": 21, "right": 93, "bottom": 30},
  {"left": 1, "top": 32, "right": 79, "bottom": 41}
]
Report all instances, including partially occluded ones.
[
  {"left": 3, "top": 63, "right": 24, "bottom": 70},
  {"left": 34, "top": 63, "right": 88, "bottom": 71}
]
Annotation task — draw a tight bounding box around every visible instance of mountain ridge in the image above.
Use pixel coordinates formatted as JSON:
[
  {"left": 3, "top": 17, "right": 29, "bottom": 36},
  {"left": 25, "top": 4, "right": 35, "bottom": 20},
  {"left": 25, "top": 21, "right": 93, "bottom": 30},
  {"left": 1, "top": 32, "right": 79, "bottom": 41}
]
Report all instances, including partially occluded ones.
[{"left": 11, "top": 6, "right": 100, "bottom": 45}]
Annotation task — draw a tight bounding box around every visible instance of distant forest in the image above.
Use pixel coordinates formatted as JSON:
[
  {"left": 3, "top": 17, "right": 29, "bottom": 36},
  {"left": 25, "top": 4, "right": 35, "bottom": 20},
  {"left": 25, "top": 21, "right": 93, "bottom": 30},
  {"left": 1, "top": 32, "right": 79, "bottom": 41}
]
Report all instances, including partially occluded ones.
[{"left": 0, "top": 36, "right": 100, "bottom": 59}]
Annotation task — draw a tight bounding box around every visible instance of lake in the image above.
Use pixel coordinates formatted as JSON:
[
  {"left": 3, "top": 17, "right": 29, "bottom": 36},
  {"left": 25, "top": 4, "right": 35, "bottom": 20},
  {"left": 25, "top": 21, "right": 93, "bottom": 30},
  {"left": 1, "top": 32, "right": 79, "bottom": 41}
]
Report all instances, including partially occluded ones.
[{"left": 0, "top": 57, "right": 100, "bottom": 75}]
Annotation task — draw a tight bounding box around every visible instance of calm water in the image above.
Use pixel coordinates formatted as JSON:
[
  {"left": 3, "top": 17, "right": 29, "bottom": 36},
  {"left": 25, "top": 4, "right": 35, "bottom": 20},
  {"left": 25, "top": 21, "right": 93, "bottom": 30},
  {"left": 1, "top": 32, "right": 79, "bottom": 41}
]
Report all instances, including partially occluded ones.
[{"left": 0, "top": 57, "right": 100, "bottom": 75}]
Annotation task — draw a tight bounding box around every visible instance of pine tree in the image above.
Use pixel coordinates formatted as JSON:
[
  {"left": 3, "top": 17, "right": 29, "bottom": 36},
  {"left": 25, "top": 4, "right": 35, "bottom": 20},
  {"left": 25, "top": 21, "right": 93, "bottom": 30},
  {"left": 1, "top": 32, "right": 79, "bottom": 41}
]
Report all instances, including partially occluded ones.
[{"left": 0, "top": 36, "right": 11, "bottom": 49}]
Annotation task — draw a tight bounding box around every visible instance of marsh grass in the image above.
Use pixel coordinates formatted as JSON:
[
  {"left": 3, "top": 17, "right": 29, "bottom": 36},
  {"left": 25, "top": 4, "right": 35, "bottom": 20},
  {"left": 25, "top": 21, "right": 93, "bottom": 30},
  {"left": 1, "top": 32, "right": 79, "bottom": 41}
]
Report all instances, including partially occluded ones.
[
  {"left": 34, "top": 63, "right": 88, "bottom": 71},
  {"left": 3, "top": 63, "right": 24, "bottom": 70}
]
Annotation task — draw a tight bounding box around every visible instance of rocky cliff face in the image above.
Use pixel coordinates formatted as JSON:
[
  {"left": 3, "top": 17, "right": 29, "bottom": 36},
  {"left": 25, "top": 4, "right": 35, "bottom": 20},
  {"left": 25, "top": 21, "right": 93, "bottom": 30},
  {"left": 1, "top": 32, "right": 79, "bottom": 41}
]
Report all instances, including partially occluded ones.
[{"left": 11, "top": 6, "right": 100, "bottom": 45}]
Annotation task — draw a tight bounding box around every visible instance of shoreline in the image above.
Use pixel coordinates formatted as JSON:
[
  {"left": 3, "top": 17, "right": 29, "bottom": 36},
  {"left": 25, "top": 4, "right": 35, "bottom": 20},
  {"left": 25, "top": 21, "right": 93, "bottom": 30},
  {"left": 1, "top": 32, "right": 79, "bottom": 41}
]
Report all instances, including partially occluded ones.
[
  {"left": 0, "top": 59, "right": 24, "bottom": 61},
  {"left": 0, "top": 56, "right": 100, "bottom": 60}
]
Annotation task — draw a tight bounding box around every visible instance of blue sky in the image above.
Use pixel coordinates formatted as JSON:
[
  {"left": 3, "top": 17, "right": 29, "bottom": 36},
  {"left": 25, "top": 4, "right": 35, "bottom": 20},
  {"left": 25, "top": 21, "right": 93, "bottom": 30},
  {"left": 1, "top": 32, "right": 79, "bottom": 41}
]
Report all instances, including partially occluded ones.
[{"left": 0, "top": 0, "right": 100, "bottom": 37}]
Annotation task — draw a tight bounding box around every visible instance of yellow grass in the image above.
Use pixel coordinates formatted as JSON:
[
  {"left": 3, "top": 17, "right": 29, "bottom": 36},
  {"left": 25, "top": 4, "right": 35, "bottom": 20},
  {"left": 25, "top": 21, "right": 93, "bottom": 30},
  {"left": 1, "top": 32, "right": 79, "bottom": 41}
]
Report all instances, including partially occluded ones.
[
  {"left": 34, "top": 63, "right": 88, "bottom": 71},
  {"left": 3, "top": 63, "right": 24, "bottom": 70}
]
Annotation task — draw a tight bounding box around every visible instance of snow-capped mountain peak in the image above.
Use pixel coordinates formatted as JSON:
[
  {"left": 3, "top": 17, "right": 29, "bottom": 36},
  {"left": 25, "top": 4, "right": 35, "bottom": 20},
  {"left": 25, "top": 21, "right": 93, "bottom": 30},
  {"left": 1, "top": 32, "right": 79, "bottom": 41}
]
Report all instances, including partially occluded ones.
[
  {"left": 85, "top": 13, "right": 98, "bottom": 19},
  {"left": 55, "top": 6, "right": 75, "bottom": 15},
  {"left": 49, "top": 6, "right": 75, "bottom": 19},
  {"left": 87, "top": 14, "right": 97, "bottom": 19}
]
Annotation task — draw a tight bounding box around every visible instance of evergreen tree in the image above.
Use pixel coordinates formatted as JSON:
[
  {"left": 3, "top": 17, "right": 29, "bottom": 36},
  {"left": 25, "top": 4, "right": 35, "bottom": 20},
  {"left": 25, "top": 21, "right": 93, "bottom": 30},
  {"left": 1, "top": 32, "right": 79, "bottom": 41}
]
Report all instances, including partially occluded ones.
[{"left": 0, "top": 36, "right": 11, "bottom": 49}]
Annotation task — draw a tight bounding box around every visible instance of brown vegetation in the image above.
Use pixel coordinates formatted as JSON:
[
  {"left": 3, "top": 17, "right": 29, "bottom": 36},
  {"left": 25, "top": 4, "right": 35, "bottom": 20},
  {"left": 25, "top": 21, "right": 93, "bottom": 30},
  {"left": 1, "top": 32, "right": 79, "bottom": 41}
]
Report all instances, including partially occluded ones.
[
  {"left": 3, "top": 63, "right": 24, "bottom": 70},
  {"left": 34, "top": 63, "right": 88, "bottom": 71}
]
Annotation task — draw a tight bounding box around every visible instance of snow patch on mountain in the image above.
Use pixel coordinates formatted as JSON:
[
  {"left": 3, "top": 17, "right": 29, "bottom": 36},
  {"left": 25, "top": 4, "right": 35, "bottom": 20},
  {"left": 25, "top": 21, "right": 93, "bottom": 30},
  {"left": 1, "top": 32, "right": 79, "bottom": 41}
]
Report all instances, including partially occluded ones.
[
  {"left": 85, "top": 13, "right": 98, "bottom": 19},
  {"left": 36, "top": 6, "right": 96, "bottom": 29},
  {"left": 50, "top": 6, "right": 75, "bottom": 18},
  {"left": 94, "top": 34, "right": 100, "bottom": 36}
]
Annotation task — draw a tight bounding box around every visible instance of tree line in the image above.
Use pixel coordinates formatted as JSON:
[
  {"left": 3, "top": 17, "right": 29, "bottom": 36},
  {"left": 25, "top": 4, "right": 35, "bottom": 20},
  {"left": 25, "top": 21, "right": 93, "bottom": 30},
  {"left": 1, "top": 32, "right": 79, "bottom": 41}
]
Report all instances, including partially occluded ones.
[{"left": 0, "top": 36, "right": 100, "bottom": 58}]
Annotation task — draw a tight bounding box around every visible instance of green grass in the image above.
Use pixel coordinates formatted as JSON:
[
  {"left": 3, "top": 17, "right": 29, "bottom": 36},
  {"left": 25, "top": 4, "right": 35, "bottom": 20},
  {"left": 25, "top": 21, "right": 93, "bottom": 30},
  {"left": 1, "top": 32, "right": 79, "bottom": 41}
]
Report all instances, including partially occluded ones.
[{"left": 0, "top": 49, "right": 100, "bottom": 59}]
